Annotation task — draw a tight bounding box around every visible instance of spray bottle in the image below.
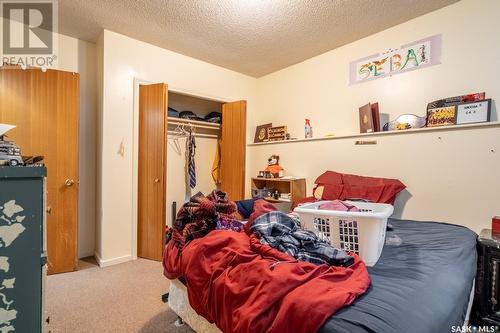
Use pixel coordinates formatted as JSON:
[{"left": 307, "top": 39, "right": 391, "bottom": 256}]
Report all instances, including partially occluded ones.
[{"left": 305, "top": 119, "right": 313, "bottom": 138}]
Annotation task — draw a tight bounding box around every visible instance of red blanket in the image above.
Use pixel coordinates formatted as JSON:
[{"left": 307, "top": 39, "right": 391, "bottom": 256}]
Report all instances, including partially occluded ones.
[{"left": 163, "top": 230, "right": 370, "bottom": 333}]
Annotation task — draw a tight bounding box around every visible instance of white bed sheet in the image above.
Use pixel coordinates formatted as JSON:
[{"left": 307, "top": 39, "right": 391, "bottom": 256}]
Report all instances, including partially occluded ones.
[{"left": 168, "top": 279, "right": 221, "bottom": 333}]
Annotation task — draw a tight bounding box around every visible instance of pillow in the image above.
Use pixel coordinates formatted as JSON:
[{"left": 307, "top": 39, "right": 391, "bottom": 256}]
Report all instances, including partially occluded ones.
[{"left": 312, "top": 171, "right": 405, "bottom": 204}]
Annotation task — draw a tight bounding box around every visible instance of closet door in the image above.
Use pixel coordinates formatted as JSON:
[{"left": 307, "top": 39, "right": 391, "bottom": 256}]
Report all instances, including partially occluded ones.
[
  {"left": 138, "top": 83, "right": 167, "bottom": 261},
  {"left": 220, "top": 101, "right": 246, "bottom": 200},
  {"left": 0, "top": 67, "right": 80, "bottom": 274}
]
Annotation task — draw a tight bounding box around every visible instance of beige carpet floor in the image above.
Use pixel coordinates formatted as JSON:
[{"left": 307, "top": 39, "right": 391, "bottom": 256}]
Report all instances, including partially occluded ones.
[{"left": 46, "top": 258, "right": 194, "bottom": 333}]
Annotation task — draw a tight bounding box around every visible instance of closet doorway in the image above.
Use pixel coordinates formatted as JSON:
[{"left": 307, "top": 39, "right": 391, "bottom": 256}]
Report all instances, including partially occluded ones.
[
  {"left": 166, "top": 92, "right": 247, "bottom": 227},
  {"left": 134, "top": 82, "right": 246, "bottom": 262},
  {"left": 0, "top": 66, "right": 80, "bottom": 274}
]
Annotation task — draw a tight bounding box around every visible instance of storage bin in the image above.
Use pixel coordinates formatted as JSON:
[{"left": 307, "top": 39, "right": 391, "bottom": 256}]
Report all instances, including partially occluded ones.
[{"left": 293, "top": 200, "right": 394, "bottom": 266}]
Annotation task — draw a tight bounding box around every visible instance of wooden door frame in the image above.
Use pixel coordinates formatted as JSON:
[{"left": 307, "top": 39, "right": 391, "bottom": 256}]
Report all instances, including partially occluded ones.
[{"left": 131, "top": 78, "right": 234, "bottom": 259}]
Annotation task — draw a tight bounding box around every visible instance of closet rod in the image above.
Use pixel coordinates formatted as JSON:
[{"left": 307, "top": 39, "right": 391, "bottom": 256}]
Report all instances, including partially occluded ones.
[
  {"left": 167, "top": 131, "right": 219, "bottom": 139},
  {"left": 168, "top": 117, "right": 221, "bottom": 129},
  {"left": 168, "top": 124, "right": 220, "bottom": 131}
]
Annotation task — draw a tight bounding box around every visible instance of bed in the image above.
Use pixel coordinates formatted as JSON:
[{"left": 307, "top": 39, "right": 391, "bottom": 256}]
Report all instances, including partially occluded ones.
[{"left": 166, "top": 218, "right": 477, "bottom": 333}]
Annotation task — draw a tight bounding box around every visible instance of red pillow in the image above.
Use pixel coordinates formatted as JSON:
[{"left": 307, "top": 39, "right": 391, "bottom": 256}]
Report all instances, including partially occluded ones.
[{"left": 314, "top": 171, "right": 405, "bottom": 205}]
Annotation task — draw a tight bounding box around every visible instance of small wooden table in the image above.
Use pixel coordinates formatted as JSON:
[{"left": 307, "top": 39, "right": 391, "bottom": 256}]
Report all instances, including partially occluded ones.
[{"left": 251, "top": 177, "right": 306, "bottom": 205}]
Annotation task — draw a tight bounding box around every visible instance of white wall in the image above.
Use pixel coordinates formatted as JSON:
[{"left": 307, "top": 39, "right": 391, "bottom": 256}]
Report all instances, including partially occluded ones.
[
  {"left": 249, "top": 0, "right": 500, "bottom": 233},
  {"left": 97, "top": 30, "right": 257, "bottom": 264}
]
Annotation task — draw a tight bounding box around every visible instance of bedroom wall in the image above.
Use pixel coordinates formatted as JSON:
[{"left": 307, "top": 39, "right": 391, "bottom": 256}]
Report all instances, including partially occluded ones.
[
  {"left": 249, "top": 0, "right": 500, "bottom": 233},
  {"left": 96, "top": 30, "right": 257, "bottom": 265}
]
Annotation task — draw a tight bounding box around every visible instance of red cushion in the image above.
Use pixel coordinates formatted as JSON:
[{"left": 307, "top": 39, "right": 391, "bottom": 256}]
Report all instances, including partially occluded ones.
[
  {"left": 314, "top": 171, "right": 405, "bottom": 204},
  {"left": 321, "top": 184, "right": 344, "bottom": 200}
]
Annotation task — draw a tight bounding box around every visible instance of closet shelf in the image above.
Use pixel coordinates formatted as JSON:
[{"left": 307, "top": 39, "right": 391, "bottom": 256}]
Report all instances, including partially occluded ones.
[
  {"left": 168, "top": 117, "right": 221, "bottom": 130},
  {"left": 247, "top": 121, "right": 500, "bottom": 146}
]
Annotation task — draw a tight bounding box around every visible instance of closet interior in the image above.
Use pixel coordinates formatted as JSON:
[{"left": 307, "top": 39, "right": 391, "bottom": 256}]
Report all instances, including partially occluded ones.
[
  {"left": 136, "top": 84, "right": 246, "bottom": 261},
  {"left": 166, "top": 91, "right": 224, "bottom": 227}
]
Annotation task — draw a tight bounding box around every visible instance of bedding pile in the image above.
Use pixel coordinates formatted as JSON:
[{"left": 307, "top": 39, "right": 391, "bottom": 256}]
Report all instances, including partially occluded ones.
[
  {"left": 169, "top": 190, "right": 238, "bottom": 248},
  {"left": 164, "top": 194, "right": 370, "bottom": 333}
]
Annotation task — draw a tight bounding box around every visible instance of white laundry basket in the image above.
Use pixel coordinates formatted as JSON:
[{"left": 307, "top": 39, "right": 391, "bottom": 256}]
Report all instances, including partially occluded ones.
[{"left": 294, "top": 201, "right": 394, "bottom": 266}]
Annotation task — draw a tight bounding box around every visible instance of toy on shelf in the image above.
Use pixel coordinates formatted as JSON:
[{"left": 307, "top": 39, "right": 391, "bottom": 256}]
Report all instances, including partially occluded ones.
[
  {"left": 0, "top": 124, "right": 23, "bottom": 166},
  {"left": 263, "top": 154, "right": 284, "bottom": 178}
]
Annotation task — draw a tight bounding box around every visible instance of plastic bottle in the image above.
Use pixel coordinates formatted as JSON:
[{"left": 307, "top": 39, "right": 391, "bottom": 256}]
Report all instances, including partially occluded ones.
[{"left": 305, "top": 119, "right": 313, "bottom": 138}]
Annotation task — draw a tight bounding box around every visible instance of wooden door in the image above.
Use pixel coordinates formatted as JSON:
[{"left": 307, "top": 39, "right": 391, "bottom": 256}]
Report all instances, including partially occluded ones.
[
  {"left": 137, "top": 83, "right": 167, "bottom": 261},
  {"left": 220, "top": 101, "right": 246, "bottom": 200},
  {"left": 0, "top": 66, "right": 80, "bottom": 274}
]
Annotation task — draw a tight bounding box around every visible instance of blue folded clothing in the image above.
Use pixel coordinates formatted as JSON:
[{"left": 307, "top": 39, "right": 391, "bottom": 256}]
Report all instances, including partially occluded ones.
[{"left": 235, "top": 199, "right": 255, "bottom": 219}]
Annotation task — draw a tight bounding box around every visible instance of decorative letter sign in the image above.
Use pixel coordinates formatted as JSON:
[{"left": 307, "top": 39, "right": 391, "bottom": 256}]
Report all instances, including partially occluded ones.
[{"left": 349, "top": 35, "right": 441, "bottom": 85}]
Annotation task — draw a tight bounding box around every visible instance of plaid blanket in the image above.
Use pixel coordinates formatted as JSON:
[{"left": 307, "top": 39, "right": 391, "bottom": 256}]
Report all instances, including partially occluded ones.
[
  {"left": 250, "top": 211, "right": 354, "bottom": 267},
  {"left": 169, "top": 190, "right": 238, "bottom": 249}
]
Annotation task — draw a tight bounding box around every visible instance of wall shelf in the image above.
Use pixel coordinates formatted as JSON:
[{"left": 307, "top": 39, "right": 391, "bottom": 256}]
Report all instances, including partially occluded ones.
[{"left": 247, "top": 121, "right": 500, "bottom": 146}]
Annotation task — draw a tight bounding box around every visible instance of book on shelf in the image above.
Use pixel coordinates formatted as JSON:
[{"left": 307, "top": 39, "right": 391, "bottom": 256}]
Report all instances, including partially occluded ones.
[{"left": 359, "top": 102, "right": 382, "bottom": 133}]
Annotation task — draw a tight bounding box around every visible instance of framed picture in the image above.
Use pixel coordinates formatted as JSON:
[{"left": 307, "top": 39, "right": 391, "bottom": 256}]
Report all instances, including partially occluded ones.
[
  {"left": 456, "top": 99, "right": 491, "bottom": 125},
  {"left": 426, "top": 106, "right": 456, "bottom": 127},
  {"left": 267, "top": 126, "right": 287, "bottom": 141},
  {"left": 254, "top": 123, "right": 272, "bottom": 143}
]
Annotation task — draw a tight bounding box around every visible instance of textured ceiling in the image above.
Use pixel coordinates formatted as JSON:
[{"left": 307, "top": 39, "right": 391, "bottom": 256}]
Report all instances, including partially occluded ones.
[{"left": 58, "top": 0, "right": 459, "bottom": 77}]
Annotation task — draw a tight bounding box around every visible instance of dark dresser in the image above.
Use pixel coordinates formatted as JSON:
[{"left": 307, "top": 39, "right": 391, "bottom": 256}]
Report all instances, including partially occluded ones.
[
  {"left": 471, "top": 229, "right": 500, "bottom": 328},
  {"left": 0, "top": 166, "right": 47, "bottom": 332}
]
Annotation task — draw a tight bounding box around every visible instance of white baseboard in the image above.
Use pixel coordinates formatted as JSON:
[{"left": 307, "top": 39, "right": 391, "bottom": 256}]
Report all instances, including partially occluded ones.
[{"left": 94, "top": 252, "right": 134, "bottom": 268}]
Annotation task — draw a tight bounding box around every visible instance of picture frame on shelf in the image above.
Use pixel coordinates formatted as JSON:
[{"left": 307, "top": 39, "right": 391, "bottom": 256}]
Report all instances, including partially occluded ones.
[
  {"left": 267, "top": 126, "right": 287, "bottom": 141},
  {"left": 254, "top": 123, "right": 272, "bottom": 143},
  {"left": 456, "top": 99, "right": 491, "bottom": 125},
  {"left": 426, "top": 106, "right": 457, "bottom": 127}
]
